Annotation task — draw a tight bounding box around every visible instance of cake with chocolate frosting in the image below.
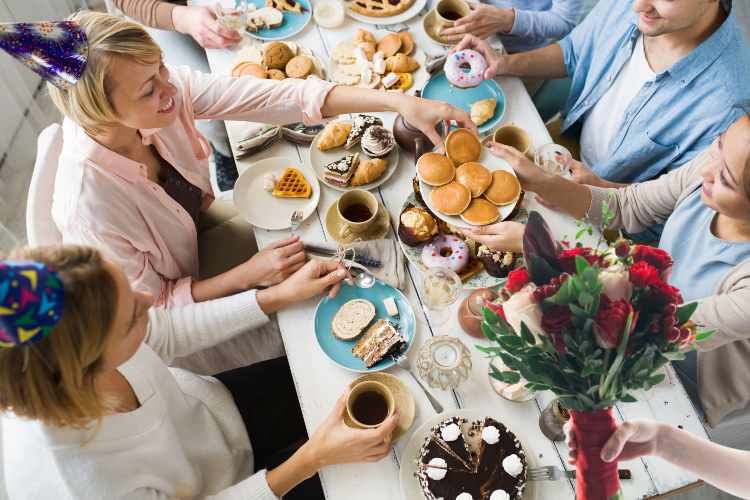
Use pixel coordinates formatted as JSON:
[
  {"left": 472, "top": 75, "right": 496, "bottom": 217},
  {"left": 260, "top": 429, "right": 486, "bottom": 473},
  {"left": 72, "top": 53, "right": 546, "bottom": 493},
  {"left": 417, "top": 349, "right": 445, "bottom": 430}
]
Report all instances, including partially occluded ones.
[
  {"left": 476, "top": 244, "right": 518, "bottom": 278},
  {"left": 416, "top": 416, "right": 526, "bottom": 500},
  {"left": 351, "top": 319, "right": 405, "bottom": 367}
]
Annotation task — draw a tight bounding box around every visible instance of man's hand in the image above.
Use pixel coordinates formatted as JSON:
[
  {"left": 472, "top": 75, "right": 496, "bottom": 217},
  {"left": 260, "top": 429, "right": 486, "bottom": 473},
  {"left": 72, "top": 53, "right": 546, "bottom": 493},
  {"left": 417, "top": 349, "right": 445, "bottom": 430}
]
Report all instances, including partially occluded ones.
[
  {"left": 440, "top": 4, "right": 515, "bottom": 41},
  {"left": 569, "top": 160, "right": 626, "bottom": 188},
  {"left": 450, "top": 35, "right": 507, "bottom": 79},
  {"left": 172, "top": 5, "right": 242, "bottom": 49}
]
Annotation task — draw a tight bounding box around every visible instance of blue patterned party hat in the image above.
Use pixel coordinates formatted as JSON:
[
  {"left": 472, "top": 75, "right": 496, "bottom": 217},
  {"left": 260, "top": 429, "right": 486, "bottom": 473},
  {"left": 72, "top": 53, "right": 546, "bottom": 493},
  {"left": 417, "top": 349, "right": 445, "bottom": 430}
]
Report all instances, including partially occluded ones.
[
  {"left": 0, "top": 21, "right": 87, "bottom": 90},
  {"left": 0, "top": 261, "right": 65, "bottom": 348}
]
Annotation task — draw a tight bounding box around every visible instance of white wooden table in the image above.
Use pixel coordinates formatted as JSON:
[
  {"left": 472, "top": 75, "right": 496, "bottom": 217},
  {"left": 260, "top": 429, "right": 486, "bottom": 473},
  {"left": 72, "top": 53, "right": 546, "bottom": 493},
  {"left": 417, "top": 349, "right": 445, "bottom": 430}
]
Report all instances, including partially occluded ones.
[{"left": 194, "top": 2, "right": 709, "bottom": 497}]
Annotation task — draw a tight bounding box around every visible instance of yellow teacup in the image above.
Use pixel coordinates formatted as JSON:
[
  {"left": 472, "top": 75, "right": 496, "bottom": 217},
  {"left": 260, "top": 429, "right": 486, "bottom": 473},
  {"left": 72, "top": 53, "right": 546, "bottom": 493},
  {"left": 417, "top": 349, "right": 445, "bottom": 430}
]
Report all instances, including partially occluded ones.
[
  {"left": 336, "top": 189, "right": 379, "bottom": 238},
  {"left": 493, "top": 124, "right": 534, "bottom": 159},
  {"left": 346, "top": 380, "right": 396, "bottom": 429},
  {"left": 434, "top": 0, "right": 471, "bottom": 34}
]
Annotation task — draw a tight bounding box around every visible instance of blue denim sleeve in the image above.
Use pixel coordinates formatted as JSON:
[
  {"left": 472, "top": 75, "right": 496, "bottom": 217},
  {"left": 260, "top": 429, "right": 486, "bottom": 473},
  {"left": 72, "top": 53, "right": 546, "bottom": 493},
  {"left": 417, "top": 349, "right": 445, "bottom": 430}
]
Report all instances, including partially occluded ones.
[
  {"left": 509, "top": 0, "right": 584, "bottom": 44},
  {"left": 557, "top": 0, "right": 613, "bottom": 76}
]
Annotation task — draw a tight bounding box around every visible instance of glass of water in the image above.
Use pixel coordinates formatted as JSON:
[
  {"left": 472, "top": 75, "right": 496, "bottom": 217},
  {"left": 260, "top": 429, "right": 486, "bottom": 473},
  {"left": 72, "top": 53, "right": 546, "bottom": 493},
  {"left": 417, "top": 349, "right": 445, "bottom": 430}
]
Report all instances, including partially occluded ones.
[
  {"left": 421, "top": 267, "right": 462, "bottom": 334},
  {"left": 534, "top": 143, "right": 572, "bottom": 177}
]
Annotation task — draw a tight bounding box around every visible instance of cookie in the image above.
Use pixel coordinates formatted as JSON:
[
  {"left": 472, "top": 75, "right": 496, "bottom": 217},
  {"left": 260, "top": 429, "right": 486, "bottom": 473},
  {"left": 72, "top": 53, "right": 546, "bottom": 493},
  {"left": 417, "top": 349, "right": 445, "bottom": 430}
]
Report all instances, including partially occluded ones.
[
  {"left": 285, "top": 55, "right": 315, "bottom": 79},
  {"left": 264, "top": 42, "right": 294, "bottom": 70},
  {"left": 332, "top": 41, "right": 357, "bottom": 64},
  {"left": 354, "top": 28, "right": 376, "bottom": 45},
  {"left": 385, "top": 53, "right": 419, "bottom": 73},
  {"left": 357, "top": 41, "right": 376, "bottom": 61},
  {"left": 377, "top": 33, "right": 402, "bottom": 58},
  {"left": 333, "top": 66, "right": 361, "bottom": 85},
  {"left": 398, "top": 31, "right": 415, "bottom": 55},
  {"left": 267, "top": 68, "right": 287, "bottom": 80},
  {"left": 232, "top": 61, "right": 267, "bottom": 79}
]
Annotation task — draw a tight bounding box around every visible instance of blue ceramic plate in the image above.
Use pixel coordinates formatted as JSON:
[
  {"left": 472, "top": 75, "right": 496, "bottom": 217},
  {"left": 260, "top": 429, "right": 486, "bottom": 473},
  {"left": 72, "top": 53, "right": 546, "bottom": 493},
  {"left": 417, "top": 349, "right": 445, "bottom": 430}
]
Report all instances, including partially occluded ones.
[
  {"left": 421, "top": 71, "right": 506, "bottom": 135},
  {"left": 242, "top": 0, "right": 312, "bottom": 41},
  {"left": 314, "top": 282, "right": 416, "bottom": 373}
]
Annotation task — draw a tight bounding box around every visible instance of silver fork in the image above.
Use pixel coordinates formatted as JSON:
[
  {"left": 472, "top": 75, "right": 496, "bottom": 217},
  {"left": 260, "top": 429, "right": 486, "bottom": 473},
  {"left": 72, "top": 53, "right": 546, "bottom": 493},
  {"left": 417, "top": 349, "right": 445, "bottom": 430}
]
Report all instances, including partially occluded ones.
[
  {"left": 290, "top": 210, "right": 303, "bottom": 234},
  {"left": 391, "top": 353, "right": 444, "bottom": 414},
  {"left": 528, "top": 466, "right": 631, "bottom": 482}
]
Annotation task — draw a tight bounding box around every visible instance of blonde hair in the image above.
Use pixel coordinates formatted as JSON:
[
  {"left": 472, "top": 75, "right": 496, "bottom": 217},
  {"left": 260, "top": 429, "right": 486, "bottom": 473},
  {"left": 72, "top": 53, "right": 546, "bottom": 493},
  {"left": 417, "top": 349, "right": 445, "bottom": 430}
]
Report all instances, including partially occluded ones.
[
  {"left": 0, "top": 245, "right": 118, "bottom": 428},
  {"left": 48, "top": 11, "right": 162, "bottom": 135}
]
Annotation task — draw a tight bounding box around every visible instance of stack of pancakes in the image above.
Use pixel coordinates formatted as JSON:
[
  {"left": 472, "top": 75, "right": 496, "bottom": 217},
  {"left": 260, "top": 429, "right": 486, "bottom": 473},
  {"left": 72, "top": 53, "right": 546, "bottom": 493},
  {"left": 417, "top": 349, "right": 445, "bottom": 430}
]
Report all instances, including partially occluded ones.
[{"left": 417, "top": 129, "right": 521, "bottom": 226}]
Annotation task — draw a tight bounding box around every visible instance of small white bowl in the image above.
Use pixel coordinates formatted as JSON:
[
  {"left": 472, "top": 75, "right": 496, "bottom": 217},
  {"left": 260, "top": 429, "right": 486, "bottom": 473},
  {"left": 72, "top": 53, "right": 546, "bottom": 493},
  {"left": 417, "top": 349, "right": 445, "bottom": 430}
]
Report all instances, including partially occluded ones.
[{"left": 314, "top": 0, "right": 345, "bottom": 28}]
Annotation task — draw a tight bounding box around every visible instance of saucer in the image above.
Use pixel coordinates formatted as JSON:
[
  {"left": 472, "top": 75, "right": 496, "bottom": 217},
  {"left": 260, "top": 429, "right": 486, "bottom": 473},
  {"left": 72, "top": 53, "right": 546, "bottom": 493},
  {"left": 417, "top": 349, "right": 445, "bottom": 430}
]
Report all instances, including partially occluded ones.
[
  {"left": 344, "top": 372, "right": 416, "bottom": 442},
  {"left": 325, "top": 200, "right": 391, "bottom": 244},
  {"left": 422, "top": 9, "right": 453, "bottom": 47}
]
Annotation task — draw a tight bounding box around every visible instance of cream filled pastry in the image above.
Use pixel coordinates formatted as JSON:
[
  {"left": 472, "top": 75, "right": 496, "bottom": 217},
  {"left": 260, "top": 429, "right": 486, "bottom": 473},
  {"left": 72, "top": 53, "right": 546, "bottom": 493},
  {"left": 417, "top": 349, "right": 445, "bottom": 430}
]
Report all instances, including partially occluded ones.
[{"left": 360, "top": 125, "right": 395, "bottom": 158}]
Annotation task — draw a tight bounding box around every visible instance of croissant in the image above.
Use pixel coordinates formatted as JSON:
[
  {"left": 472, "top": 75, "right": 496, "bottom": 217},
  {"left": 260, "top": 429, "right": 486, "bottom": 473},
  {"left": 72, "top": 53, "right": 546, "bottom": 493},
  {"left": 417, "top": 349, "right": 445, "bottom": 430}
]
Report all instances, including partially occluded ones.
[
  {"left": 470, "top": 98, "right": 497, "bottom": 126},
  {"left": 385, "top": 53, "right": 419, "bottom": 73},
  {"left": 317, "top": 122, "right": 353, "bottom": 151},
  {"left": 351, "top": 158, "right": 388, "bottom": 186}
]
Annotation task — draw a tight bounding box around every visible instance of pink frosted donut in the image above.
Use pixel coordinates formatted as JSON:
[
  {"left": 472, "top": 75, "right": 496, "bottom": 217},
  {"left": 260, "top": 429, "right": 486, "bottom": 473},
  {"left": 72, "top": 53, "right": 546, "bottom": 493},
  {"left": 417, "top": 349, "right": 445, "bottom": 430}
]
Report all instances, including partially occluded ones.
[
  {"left": 444, "top": 49, "right": 487, "bottom": 89},
  {"left": 421, "top": 234, "right": 470, "bottom": 273}
]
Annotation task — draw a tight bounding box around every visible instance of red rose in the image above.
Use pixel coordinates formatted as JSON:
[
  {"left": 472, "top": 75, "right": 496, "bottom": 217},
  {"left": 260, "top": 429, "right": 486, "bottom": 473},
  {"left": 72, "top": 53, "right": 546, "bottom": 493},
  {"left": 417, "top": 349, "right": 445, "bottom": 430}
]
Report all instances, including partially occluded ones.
[
  {"left": 505, "top": 268, "right": 530, "bottom": 293},
  {"left": 615, "top": 241, "right": 630, "bottom": 259},
  {"left": 629, "top": 261, "right": 660, "bottom": 288},
  {"left": 486, "top": 302, "right": 507, "bottom": 322},
  {"left": 558, "top": 247, "right": 600, "bottom": 274},
  {"left": 542, "top": 305, "right": 572, "bottom": 354},
  {"left": 594, "top": 297, "right": 636, "bottom": 349},
  {"left": 650, "top": 281, "right": 683, "bottom": 306},
  {"left": 632, "top": 245, "right": 673, "bottom": 272}
]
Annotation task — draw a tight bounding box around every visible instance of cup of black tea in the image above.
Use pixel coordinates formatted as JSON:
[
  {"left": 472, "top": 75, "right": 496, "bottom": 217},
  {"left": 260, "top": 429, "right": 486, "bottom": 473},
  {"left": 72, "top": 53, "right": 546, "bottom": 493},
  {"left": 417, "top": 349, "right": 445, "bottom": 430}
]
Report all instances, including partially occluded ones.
[
  {"left": 346, "top": 380, "right": 395, "bottom": 428},
  {"left": 336, "top": 189, "right": 379, "bottom": 238},
  {"left": 434, "top": 0, "right": 471, "bottom": 33}
]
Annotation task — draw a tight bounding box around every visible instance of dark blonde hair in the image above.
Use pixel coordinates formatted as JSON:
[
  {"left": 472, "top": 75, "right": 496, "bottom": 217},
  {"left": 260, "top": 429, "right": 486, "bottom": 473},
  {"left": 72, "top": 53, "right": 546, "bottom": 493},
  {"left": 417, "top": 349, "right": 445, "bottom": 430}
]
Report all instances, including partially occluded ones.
[
  {"left": 0, "top": 245, "right": 118, "bottom": 428},
  {"left": 47, "top": 11, "right": 162, "bottom": 135}
]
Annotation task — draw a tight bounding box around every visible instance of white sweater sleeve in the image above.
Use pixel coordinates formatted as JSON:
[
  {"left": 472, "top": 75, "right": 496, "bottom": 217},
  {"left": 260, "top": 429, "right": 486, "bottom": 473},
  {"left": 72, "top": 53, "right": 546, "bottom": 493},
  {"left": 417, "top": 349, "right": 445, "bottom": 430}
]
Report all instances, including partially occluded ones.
[
  {"left": 144, "top": 290, "right": 271, "bottom": 364},
  {"left": 122, "top": 469, "right": 278, "bottom": 500}
]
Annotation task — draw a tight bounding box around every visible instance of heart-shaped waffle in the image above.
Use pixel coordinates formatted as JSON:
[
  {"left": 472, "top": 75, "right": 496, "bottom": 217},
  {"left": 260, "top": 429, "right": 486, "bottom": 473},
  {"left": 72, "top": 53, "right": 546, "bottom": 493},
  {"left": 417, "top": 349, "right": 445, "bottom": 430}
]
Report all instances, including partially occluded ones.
[{"left": 272, "top": 167, "right": 312, "bottom": 198}]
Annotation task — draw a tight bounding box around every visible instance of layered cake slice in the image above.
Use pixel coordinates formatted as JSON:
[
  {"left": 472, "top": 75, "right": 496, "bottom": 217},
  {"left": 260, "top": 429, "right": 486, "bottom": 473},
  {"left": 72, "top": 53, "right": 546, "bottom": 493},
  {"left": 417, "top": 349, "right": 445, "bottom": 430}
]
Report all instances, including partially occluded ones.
[
  {"left": 345, "top": 114, "right": 383, "bottom": 149},
  {"left": 475, "top": 418, "right": 526, "bottom": 500},
  {"left": 324, "top": 153, "right": 359, "bottom": 187},
  {"left": 351, "top": 319, "right": 405, "bottom": 368}
]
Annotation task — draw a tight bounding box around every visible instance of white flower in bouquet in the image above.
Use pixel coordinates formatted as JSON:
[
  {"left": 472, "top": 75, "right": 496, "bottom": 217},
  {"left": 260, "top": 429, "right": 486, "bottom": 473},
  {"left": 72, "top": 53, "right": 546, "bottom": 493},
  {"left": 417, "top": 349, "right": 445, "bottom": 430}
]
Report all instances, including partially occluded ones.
[
  {"left": 599, "top": 263, "right": 632, "bottom": 302},
  {"left": 502, "top": 284, "right": 544, "bottom": 340}
]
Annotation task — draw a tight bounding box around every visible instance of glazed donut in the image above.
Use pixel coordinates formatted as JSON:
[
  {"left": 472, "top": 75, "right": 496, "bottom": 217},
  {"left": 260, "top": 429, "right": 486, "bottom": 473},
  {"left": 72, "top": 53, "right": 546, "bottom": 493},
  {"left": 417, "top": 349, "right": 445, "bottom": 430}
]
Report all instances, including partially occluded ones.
[
  {"left": 444, "top": 49, "right": 487, "bottom": 89},
  {"left": 421, "top": 234, "right": 470, "bottom": 273}
]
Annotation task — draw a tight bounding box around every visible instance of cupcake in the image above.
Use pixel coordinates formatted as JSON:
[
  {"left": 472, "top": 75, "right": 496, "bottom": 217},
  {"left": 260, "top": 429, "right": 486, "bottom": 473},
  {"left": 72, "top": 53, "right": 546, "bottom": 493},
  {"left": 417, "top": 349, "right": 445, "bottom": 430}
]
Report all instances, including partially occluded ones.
[
  {"left": 398, "top": 206, "right": 438, "bottom": 247},
  {"left": 361, "top": 125, "right": 396, "bottom": 158},
  {"left": 477, "top": 244, "right": 517, "bottom": 278}
]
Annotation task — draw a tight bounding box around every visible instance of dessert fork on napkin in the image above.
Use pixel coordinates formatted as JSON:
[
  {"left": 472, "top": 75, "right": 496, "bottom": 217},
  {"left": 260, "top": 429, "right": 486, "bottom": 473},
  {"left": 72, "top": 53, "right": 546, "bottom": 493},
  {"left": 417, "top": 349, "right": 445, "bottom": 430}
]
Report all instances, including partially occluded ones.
[{"left": 305, "top": 239, "right": 407, "bottom": 290}]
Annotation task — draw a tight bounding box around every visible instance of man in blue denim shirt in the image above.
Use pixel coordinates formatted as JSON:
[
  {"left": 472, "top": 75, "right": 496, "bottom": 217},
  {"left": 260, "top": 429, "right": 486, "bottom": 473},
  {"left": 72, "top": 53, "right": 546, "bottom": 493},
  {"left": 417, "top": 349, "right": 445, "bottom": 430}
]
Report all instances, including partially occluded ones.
[{"left": 456, "top": 0, "right": 750, "bottom": 187}]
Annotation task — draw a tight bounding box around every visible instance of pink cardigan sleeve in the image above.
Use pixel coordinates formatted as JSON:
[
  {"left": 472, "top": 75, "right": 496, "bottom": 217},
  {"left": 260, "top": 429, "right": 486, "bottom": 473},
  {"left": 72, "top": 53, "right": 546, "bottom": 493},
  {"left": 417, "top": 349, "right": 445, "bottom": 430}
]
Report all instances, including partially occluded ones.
[
  {"left": 64, "top": 224, "right": 195, "bottom": 308},
  {"left": 169, "top": 65, "right": 336, "bottom": 126}
]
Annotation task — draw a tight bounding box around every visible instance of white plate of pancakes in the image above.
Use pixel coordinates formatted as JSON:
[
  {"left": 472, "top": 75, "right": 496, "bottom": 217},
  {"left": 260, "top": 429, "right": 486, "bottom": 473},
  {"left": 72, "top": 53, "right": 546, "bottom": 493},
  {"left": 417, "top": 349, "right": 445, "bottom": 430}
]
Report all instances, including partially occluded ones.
[
  {"left": 399, "top": 409, "right": 539, "bottom": 500},
  {"left": 417, "top": 128, "right": 522, "bottom": 229}
]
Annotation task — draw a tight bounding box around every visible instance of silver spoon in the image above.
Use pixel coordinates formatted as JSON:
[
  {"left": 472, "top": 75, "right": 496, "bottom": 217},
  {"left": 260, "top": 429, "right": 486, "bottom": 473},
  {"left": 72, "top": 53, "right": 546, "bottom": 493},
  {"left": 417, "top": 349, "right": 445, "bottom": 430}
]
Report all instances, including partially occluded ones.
[{"left": 348, "top": 265, "right": 376, "bottom": 288}]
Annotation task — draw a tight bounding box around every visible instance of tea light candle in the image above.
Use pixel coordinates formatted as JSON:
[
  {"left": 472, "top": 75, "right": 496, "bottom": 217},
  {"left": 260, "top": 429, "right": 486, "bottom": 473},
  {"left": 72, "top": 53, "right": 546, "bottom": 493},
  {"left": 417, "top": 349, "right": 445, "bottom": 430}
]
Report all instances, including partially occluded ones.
[{"left": 416, "top": 335, "right": 472, "bottom": 390}]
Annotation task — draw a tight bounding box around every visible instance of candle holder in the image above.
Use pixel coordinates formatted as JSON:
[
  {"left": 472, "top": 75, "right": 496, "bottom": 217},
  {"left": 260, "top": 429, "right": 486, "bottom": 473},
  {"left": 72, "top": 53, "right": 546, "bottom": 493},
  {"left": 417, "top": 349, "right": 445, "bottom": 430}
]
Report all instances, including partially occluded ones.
[{"left": 416, "top": 335, "right": 472, "bottom": 390}]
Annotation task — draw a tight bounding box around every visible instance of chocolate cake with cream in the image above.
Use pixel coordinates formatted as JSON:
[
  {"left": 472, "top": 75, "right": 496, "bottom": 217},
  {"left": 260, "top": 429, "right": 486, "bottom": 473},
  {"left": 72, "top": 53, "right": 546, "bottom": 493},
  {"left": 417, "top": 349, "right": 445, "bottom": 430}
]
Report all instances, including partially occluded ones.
[{"left": 416, "top": 416, "right": 526, "bottom": 500}]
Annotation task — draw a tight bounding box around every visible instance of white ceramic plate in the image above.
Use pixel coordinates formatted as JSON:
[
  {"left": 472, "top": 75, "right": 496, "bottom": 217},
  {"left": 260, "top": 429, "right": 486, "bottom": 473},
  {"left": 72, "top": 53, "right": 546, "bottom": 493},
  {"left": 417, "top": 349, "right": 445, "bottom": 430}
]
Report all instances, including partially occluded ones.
[
  {"left": 233, "top": 157, "right": 320, "bottom": 230},
  {"left": 345, "top": 0, "right": 427, "bottom": 25},
  {"left": 399, "top": 409, "right": 538, "bottom": 500},
  {"left": 419, "top": 146, "right": 521, "bottom": 229},
  {"left": 328, "top": 30, "right": 428, "bottom": 96},
  {"left": 308, "top": 122, "right": 400, "bottom": 192}
]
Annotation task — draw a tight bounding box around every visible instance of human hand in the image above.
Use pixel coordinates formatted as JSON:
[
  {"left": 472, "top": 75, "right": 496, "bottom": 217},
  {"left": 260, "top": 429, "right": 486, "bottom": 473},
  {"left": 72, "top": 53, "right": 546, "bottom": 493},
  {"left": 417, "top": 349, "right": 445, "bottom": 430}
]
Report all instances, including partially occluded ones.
[
  {"left": 450, "top": 34, "right": 507, "bottom": 79},
  {"left": 440, "top": 5, "right": 515, "bottom": 42},
  {"left": 276, "top": 259, "right": 349, "bottom": 302},
  {"left": 568, "top": 160, "right": 606, "bottom": 186},
  {"left": 486, "top": 142, "right": 545, "bottom": 190},
  {"left": 238, "top": 236, "right": 306, "bottom": 288},
  {"left": 565, "top": 419, "right": 662, "bottom": 464},
  {"left": 398, "top": 95, "right": 477, "bottom": 153},
  {"left": 172, "top": 5, "right": 242, "bottom": 49},
  {"left": 305, "top": 392, "right": 400, "bottom": 468},
  {"left": 458, "top": 221, "right": 525, "bottom": 253}
]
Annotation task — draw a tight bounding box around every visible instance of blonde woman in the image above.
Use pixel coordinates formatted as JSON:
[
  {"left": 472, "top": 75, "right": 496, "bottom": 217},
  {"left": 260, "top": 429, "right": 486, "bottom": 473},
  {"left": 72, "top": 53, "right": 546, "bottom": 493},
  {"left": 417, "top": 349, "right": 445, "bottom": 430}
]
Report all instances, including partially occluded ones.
[
  {"left": 9, "top": 13, "right": 473, "bottom": 372},
  {"left": 1, "top": 245, "right": 395, "bottom": 499}
]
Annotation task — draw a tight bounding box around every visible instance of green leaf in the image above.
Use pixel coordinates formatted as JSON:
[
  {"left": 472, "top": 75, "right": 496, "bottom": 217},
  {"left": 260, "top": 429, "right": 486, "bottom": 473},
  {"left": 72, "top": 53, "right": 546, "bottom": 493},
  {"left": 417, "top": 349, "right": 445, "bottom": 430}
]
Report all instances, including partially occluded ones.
[
  {"left": 576, "top": 228, "right": 586, "bottom": 240},
  {"left": 661, "top": 351, "right": 686, "bottom": 361},
  {"left": 476, "top": 345, "right": 504, "bottom": 357},
  {"left": 575, "top": 255, "right": 590, "bottom": 274},
  {"left": 648, "top": 373, "right": 666, "bottom": 386},
  {"left": 676, "top": 302, "right": 699, "bottom": 325},
  {"left": 620, "top": 393, "right": 637, "bottom": 403},
  {"left": 490, "top": 369, "right": 521, "bottom": 385},
  {"left": 583, "top": 267, "right": 599, "bottom": 288},
  {"left": 695, "top": 330, "right": 715, "bottom": 342},
  {"left": 579, "top": 291, "right": 594, "bottom": 307},
  {"left": 497, "top": 334, "right": 525, "bottom": 351},
  {"left": 481, "top": 321, "right": 499, "bottom": 342},
  {"left": 520, "top": 322, "right": 536, "bottom": 346}
]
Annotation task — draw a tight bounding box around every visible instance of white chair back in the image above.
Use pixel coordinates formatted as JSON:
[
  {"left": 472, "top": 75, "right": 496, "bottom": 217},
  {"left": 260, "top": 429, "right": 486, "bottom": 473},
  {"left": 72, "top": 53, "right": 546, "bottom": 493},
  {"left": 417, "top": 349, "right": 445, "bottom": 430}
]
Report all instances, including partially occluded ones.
[{"left": 26, "top": 124, "right": 63, "bottom": 247}]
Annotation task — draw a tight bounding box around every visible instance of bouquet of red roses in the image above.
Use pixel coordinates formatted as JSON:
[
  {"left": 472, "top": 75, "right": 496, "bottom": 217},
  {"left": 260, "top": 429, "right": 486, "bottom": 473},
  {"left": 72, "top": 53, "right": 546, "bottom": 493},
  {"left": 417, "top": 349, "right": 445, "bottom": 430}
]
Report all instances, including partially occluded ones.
[{"left": 480, "top": 211, "right": 712, "bottom": 500}]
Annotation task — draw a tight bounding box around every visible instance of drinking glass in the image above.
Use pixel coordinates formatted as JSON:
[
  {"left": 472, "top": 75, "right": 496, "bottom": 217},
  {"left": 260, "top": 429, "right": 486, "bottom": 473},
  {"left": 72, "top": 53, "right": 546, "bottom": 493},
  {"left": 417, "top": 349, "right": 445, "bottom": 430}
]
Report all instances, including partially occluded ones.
[
  {"left": 534, "top": 143, "right": 572, "bottom": 177},
  {"left": 215, "top": 1, "right": 248, "bottom": 32},
  {"left": 421, "top": 267, "right": 462, "bottom": 334}
]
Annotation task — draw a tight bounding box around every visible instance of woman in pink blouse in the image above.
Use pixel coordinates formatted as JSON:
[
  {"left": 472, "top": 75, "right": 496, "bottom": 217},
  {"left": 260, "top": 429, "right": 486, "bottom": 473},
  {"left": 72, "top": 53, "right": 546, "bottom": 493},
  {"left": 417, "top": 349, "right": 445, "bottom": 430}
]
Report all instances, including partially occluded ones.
[{"left": 49, "top": 12, "right": 473, "bottom": 313}]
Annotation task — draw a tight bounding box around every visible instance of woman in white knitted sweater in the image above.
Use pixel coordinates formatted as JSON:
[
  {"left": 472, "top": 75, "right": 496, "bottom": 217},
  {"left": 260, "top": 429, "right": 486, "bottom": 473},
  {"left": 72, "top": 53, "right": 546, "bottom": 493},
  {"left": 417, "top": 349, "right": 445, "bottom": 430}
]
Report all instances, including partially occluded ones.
[{"left": 0, "top": 245, "right": 396, "bottom": 499}]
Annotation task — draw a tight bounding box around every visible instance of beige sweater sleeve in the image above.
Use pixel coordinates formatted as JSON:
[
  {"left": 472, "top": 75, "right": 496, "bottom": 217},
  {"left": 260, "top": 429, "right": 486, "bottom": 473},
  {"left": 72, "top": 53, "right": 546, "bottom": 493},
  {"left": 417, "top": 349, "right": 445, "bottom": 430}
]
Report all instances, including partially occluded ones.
[
  {"left": 113, "top": 0, "right": 184, "bottom": 31},
  {"left": 585, "top": 152, "right": 706, "bottom": 233}
]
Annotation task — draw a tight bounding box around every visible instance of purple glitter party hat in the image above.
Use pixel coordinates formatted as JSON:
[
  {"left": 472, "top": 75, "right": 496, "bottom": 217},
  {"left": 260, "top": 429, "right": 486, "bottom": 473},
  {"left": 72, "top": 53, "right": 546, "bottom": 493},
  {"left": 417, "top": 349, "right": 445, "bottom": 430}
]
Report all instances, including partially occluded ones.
[{"left": 0, "top": 21, "right": 87, "bottom": 90}]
